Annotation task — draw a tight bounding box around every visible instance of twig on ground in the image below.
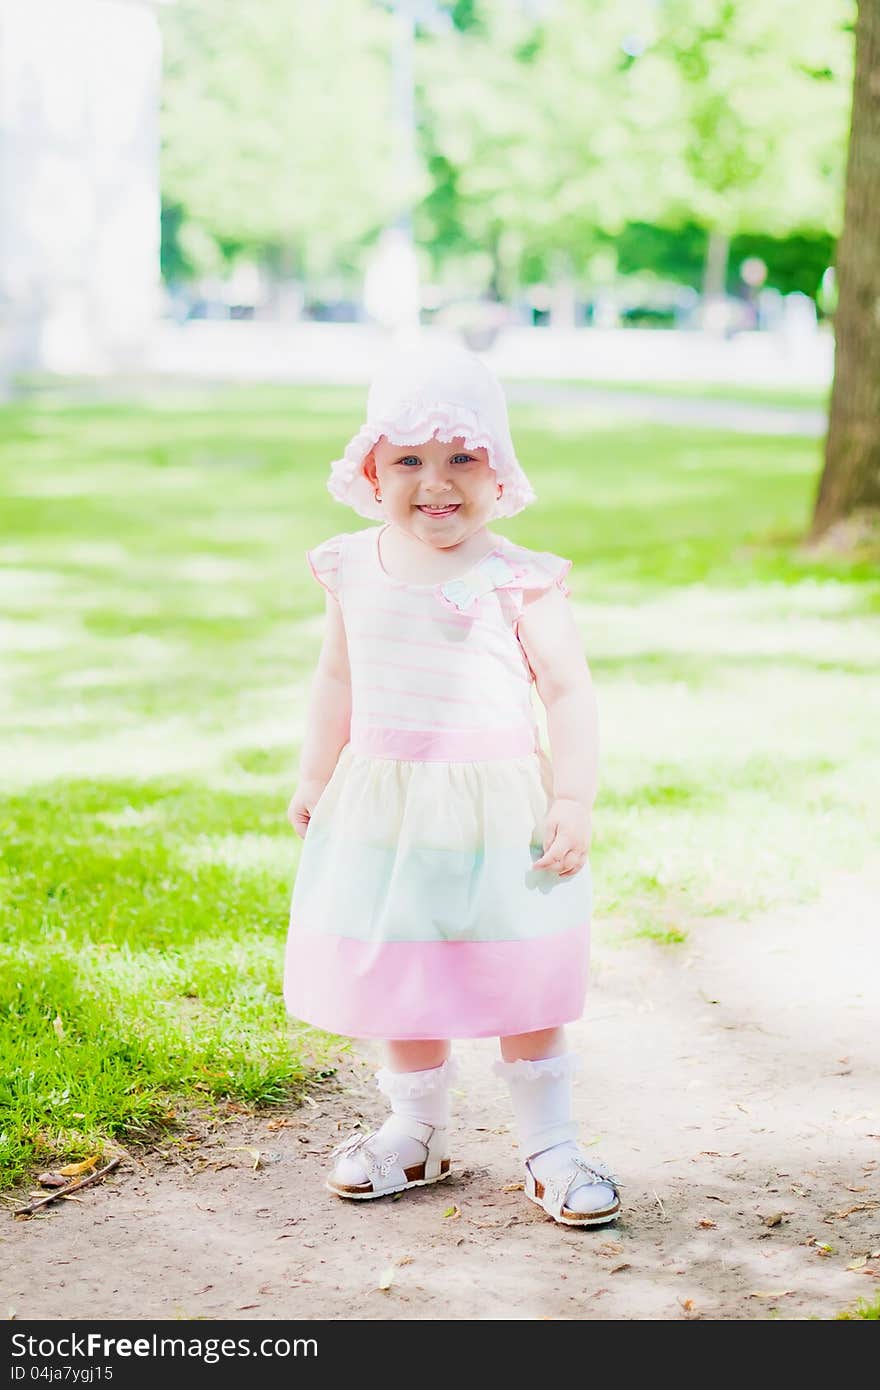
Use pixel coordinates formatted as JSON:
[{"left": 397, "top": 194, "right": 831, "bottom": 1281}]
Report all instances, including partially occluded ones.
[{"left": 13, "top": 1158, "right": 121, "bottom": 1217}]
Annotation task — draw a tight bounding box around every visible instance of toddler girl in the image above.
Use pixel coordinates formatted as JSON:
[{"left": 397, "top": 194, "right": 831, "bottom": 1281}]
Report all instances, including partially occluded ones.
[{"left": 284, "top": 343, "right": 619, "bottom": 1227}]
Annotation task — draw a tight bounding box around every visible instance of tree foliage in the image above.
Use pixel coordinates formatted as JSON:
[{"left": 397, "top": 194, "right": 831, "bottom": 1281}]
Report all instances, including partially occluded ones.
[
  {"left": 159, "top": 0, "right": 855, "bottom": 290},
  {"left": 160, "top": 0, "right": 395, "bottom": 276}
]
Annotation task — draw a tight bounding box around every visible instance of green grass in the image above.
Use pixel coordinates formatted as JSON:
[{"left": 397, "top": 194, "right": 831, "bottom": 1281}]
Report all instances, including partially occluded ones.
[
  {"left": 1, "top": 381, "right": 878, "bottom": 1191},
  {"left": 835, "top": 1292, "right": 880, "bottom": 1320}
]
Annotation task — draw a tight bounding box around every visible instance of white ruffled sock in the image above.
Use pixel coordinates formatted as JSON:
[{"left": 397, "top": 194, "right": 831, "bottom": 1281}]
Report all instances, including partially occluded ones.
[
  {"left": 332, "top": 1056, "right": 457, "bottom": 1187},
  {"left": 493, "top": 1052, "right": 616, "bottom": 1215}
]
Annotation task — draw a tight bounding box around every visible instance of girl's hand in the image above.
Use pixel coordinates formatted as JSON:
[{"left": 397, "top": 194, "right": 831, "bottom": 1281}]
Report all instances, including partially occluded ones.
[
  {"left": 287, "top": 778, "right": 330, "bottom": 840},
  {"left": 532, "top": 798, "right": 592, "bottom": 877}
]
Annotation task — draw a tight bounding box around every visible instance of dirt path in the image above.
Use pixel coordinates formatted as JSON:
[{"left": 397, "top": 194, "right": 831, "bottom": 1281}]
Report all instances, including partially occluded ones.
[{"left": 6, "top": 870, "right": 878, "bottom": 1322}]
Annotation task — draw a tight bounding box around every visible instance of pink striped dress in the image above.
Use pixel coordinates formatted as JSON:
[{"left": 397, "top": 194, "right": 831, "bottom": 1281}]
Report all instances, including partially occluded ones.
[{"left": 283, "top": 523, "right": 591, "bottom": 1040}]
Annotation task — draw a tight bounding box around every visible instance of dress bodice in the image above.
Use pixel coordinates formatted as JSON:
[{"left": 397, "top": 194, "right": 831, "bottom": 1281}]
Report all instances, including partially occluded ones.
[{"left": 307, "top": 525, "right": 572, "bottom": 762}]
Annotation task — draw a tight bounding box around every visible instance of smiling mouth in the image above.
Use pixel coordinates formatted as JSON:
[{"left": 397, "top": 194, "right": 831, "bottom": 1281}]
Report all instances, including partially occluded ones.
[{"left": 416, "top": 504, "right": 461, "bottom": 515}]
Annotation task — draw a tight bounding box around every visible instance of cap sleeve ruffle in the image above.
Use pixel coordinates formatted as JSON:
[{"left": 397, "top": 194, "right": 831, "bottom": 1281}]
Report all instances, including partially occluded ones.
[
  {"left": 505, "top": 547, "right": 572, "bottom": 600},
  {"left": 306, "top": 532, "right": 349, "bottom": 598}
]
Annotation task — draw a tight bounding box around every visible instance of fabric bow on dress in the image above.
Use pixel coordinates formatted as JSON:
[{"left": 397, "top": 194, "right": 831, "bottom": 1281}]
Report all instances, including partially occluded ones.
[{"left": 436, "top": 552, "right": 526, "bottom": 615}]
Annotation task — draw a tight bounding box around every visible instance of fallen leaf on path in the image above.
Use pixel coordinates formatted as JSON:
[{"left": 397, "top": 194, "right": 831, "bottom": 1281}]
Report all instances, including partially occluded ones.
[
  {"left": 443, "top": 1205, "right": 460, "bottom": 1219},
  {"left": 377, "top": 1267, "right": 395, "bottom": 1292},
  {"left": 227, "top": 1147, "right": 264, "bottom": 1172},
  {"left": 747, "top": 1290, "right": 793, "bottom": 1300},
  {"left": 846, "top": 1256, "right": 868, "bottom": 1270},
  {"left": 844, "top": 1185, "right": 868, "bottom": 1193},
  {"left": 597, "top": 1241, "right": 623, "bottom": 1255},
  {"left": 58, "top": 1156, "right": 100, "bottom": 1178},
  {"left": 502, "top": 1183, "right": 524, "bottom": 1193},
  {"left": 610, "top": 1263, "right": 631, "bottom": 1273},
  {"left": 826, "top": 1202, "right": 875, "bottom": 1220},
  {"left": 735, "top": 1103, "right": 750, "bottom": 1115},
  {"left": 763, "top": 1213, "right": 787, "bottom": 1227},
  {"left": 697, "top": 1219, "right": 717, "bottom": 1229}
]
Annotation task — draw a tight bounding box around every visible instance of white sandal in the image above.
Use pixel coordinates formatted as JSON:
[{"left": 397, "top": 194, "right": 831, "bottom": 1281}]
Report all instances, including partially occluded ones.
[
  {"left": 326, "top": 1114, "right": 452, "bottom": 1200},
  {"left": 524, "top": 1151, "right": 621, "bottom": 1227}
]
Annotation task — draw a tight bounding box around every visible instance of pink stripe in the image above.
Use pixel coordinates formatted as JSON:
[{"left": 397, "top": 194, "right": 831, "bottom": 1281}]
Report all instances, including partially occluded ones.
[
  {"left": 358, "top": 682, "right": 512, "bottom": 709},
  {"left": 351, "top": 631, "right": 484, "bottom": 655},
  {"left": 362, "top": 603, "right": 478, "bottom": 629},
  {"left": 349, "top": 722, "right": 537, "bottom": 759},
  {"left": 357, "top": 655, "right": 530, "bottom": 684},
  {"left": 283, "top": 923, "right": 589, "bottom": 1039},
  {"left": 359, "top": 656, "right": 474, "bottom": 679}
]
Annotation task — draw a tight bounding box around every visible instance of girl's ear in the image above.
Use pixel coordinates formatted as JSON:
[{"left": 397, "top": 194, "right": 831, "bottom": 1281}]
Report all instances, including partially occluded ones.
[{"left": 362, "top": 449, "right": 377, "bottom": 486}]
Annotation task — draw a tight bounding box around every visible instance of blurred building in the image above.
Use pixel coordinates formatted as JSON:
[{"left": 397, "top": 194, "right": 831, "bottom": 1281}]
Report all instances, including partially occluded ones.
[{"left": 0, "top": 0, "right": 165, "bottom": 379}]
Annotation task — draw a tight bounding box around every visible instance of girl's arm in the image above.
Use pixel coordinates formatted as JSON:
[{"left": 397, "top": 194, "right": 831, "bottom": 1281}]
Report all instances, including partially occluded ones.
[
  {"left": 516, "top": 585, "right": 599, "bottom": 808},
  {"left": 516, "top": 586, "right": 598, "bottom": 876},
  {"left": 296, "top": 591, "right": 352, "bottom": 786}
]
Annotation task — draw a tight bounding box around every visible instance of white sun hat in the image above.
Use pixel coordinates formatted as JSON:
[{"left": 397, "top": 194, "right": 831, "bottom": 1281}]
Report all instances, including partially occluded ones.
[{"left": 327, "top": 341, "right": 536, "bottom": 521}]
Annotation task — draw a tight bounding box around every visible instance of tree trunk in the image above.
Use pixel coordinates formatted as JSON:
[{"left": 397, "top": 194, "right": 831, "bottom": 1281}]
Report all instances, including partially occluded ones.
[
  {"left": 702, "top": 228, "right": 730, "bottom": 301},
  {"left": 812, "top": 0, "right": 880, "bottom": 537}
]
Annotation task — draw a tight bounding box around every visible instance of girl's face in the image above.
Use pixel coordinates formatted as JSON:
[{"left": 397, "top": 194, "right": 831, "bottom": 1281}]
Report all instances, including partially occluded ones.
[{"left": 363, "top": 434, "right": 500, "bottom": 549}]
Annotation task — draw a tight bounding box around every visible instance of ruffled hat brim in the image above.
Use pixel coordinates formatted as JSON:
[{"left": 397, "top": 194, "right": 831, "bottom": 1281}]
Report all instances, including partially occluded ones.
[
  {"left": 328, "top": 403, "right": 536, "bottom": 521},
  {"left": 326, "top": 344, "right": 537, "bottom": 521}
]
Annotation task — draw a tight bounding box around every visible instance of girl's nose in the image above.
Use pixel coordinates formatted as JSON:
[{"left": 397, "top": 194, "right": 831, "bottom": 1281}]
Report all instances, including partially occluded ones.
[{"left": 422, "top": 468, "right": 455, "bottom": 490}]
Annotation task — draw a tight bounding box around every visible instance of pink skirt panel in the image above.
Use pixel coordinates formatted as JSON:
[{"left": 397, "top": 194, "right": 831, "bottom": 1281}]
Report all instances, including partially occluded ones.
[{"left": 283, "top": 923, "right": 589, "bottom": 1040}]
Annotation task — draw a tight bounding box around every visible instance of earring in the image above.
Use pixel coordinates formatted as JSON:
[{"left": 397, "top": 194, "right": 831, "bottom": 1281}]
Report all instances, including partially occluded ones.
[{"left": 374, "top": 491, "right": 382, "bottom": 503}]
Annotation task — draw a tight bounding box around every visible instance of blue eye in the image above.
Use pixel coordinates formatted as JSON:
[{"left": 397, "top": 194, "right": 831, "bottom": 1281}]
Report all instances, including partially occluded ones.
[{"left": 395, "top": 454, "right": 474, "bottom": 466}]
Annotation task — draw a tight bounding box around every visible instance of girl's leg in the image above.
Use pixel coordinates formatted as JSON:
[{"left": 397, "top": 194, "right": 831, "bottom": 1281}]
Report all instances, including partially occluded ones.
[
  {"left": 329, "top": 1039, "right": 457, "bottom": 1193},
  {"left": 384, "top": 1039, "right": 451, "bottom": 1071},
  {"left": 495, "top": 1026, "right": 618, "bottom": 1219},
  {"left": 499, "top": 1026, "right": 566, "bottom": 1063}
]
